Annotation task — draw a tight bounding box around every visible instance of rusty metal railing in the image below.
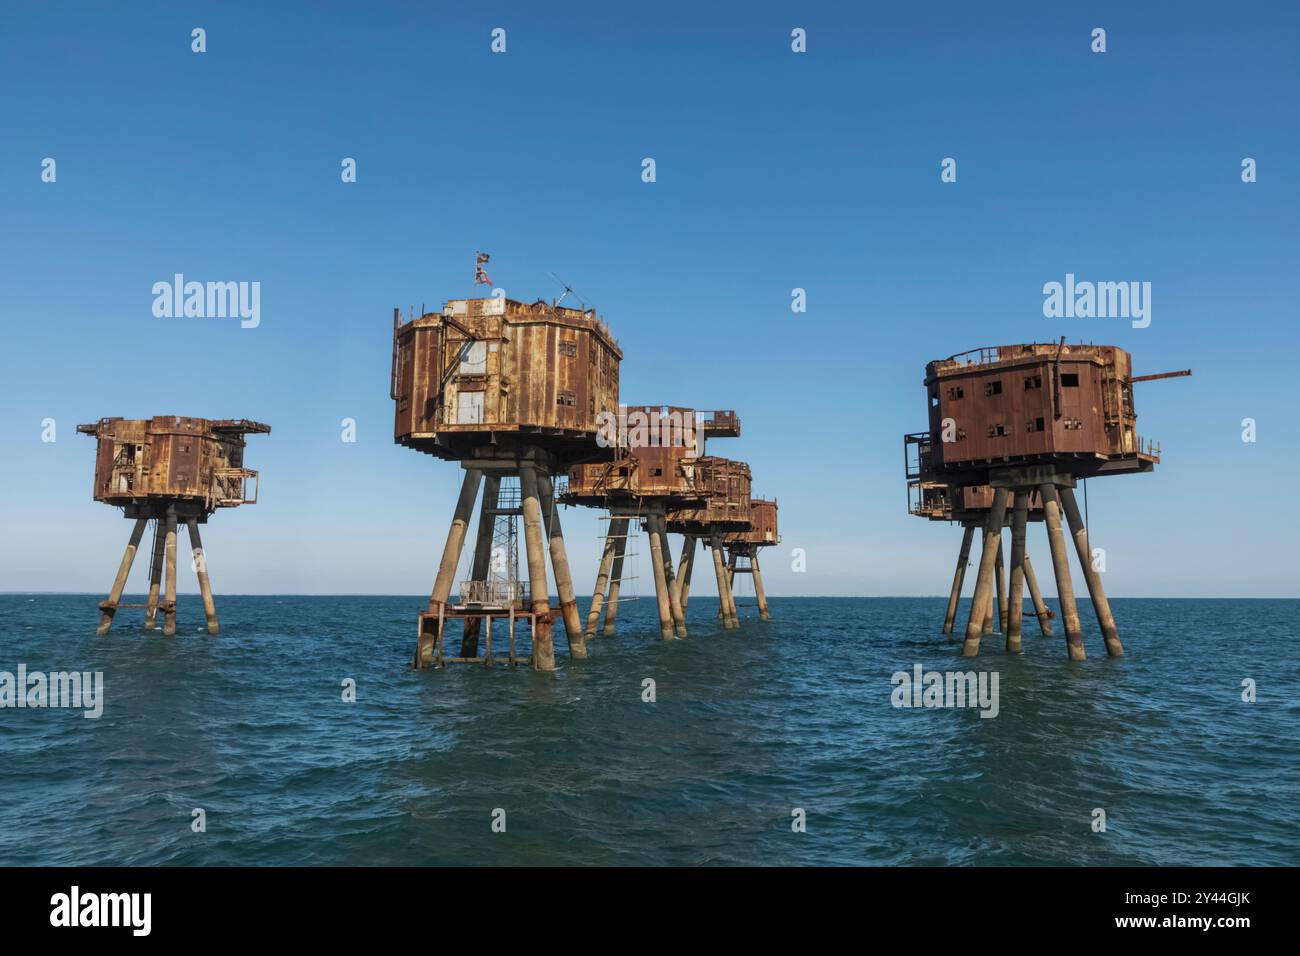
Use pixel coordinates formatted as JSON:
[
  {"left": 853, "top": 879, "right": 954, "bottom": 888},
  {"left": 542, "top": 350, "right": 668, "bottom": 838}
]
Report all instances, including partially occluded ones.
[
  {"left": 213, "top": 468, "right": 259, "bottom": 506},
  {"left": 457, "top": 580, "right": 527, "bottom": 607}
]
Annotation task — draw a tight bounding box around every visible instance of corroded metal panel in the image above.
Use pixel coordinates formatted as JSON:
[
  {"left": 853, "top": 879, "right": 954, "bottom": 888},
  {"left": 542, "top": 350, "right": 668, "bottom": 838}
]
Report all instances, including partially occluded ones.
[
  {"left": 561, "top": 404, "right": 720, "bottom": 506},
  {"left": 919, "top": 343, "right": 1157, "bottom": 481},
  {"left": 722, "top": 498, "right": 779, "bottom": 545},
  {"left": 665, "top": 457, "right": 752, "bottom": 532},
  {"left": 392, "top": 296, "right": 622, "bottom": 466},
  {"left": 78, "top": 416, "right": 269, "bottom": 516}
]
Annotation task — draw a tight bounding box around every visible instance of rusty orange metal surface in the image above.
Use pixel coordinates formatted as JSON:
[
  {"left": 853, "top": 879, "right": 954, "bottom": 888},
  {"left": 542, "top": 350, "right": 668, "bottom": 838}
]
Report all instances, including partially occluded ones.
[
  {"left": 392, "top": 296, "right": 622, "bottom": 466},
  {"left": 665, "top": 457, "right": 752, "bottom": 532},
  {"left": 922, "top": 343, "right": 1159, "bottom": 481},
  {"left": 721, "top": 498, "right": 779, "bottom": 545},
  {"left": 77, "top": 416, "right": 269, "bottom": 518}
]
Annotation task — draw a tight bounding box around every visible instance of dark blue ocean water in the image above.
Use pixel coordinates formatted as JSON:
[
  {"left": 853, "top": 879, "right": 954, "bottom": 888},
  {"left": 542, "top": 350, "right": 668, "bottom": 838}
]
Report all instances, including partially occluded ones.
[{"left": 0, "top": 594, "right": 1296, "bottom": 866}]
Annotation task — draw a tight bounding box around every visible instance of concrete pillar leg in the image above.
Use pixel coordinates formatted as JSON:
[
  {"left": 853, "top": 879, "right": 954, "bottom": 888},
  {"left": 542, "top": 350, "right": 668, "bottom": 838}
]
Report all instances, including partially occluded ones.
[
  {"left": 963, "top": 488, "right": 1008, "bottom": 656},
  {"left": 1006, "top": 493, "right": 1028, "bottom": 653},
  {"left": 144, "top": 519, "right": 165, "bottom": 631},
  {"left": 678, "top": 535, "right": 696, "bottom": 612},
  {"left": 416, "top": 468, "right": 483, "bottom": 668},
  {"left": 585, "top": 515, "right": 620, "bottom": 639},
  {"left": 647, "top": 515, "right": 675, "bottom": 640},
  {"left": 1041, "top": 483, "right": 1085, "bottom": 661},
  {"left": 995, "top": 538, "right": 1007, "bottom": 633},
  {"left": 1023, "top": 553, "right": 1053, "bottom": 637},
  {"left": 602, "top": 519, "right": 628, "bottom": 637},
  {"left": 536, "top": 471, "right": 586, "bottom": 659},
  {"left": 943, "top": 524, "right": 975, "bottom": 635},
  {"left": 519, "top": 466, "right": 555, "bottom": 671},
  {"left": 727, "top": 552, "right": 737, "bottom": 616},
  {"left": 662, "top": 524, "right": 687, "bottom": 638},
  {"left": 162, "top": 507, "right": 178, "bottom": 637},
  {"left": 751, "top": 550, "right": 770, "bottom": 620},
  {"left": 710, "top": 532, "right": 738, "bottom": 629},
  {"left": 718, "top": 548, "right": 738, "bottom": 622},
  {"left": 461, "top": 475, "right": 500, "bottom": 658},
  {"left": 1059, "top": 485, "right": 1123, "bottom": 657},
  {"left": 185, "top": 519, "right": 219, "bottom": 635},
  {"left": 97, "top": 517, "right": 148, "bottom": 635}
]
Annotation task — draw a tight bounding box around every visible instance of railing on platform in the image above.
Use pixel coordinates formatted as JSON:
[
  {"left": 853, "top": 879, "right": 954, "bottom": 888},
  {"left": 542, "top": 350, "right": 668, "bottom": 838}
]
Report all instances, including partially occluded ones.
[{"left": 457, "top": 579, "right": 527, "bottom": 607}]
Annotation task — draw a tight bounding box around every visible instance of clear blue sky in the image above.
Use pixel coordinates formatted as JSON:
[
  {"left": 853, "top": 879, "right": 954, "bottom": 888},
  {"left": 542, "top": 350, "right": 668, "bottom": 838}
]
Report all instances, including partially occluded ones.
[{"left": 2, "top": 1, "right": 1296, "bottom": 597}]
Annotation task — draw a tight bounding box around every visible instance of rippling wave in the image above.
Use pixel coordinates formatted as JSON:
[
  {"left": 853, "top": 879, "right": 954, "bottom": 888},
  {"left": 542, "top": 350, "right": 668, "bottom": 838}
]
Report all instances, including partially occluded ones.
[{"left": 1, "top": 594, "right": 1295, "bottom": 865}]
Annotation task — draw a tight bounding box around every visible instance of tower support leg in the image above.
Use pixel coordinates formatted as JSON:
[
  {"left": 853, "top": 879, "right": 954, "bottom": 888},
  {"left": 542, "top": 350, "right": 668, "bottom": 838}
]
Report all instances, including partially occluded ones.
[
  {"left": 185, "top": 519, "right": 219, "bottom": 635},
  {"left": 1059, "top": 485, "right": 1123, "bottom": 657},
  {"left": 751, "top": 550, "right": 770, "bottom": 620},
  {"left": 647, "top": 515, "right": 675, "bottom": 640},
  {"left": 519, "top": 465, "right": 555, "bottom": 671},
  {"left": 586, "top": 516, "right": 621, "bottom": 639},
  {"left": 719, "top": 549, "right": 738, "bottom": 620},
  {"left": 995, "top": 538, "right": 1007, "bottom": 633},
  {"left": 162, "top": 507, "right": 178, "bottom": 637},
  {"left": 678, "top": 535, "right": 696, "bottom": 612},
  {"left": 537, "top": 472, "right": 586, "bottom": 659},
  {"left": 461, "top": 475, "right": 500, "bottom": 658},
  {"left": 962, "top": 488, "right": 1008, "bottom": 657},
  {"left": 602, "top": 519, "right": 628, "bottom": 637},
  {"left": 97, "top": 517, "right": 148, "bottom": 635},
  {"left": 710, "top": 532, "right": 738, "bottom": 628},
  {"left": 417, "top": 468, "right": 483, "bottom": 668},
  {"left": 942, "top": 524, "right": 975, "bottom": 635},
  {"left": 662, "top": 524, "right": 687, "bottom": 638},
  {"left": 1022, "top": 553, "right": 1053, "bottom": 636},
  {"left": 1041, "top": 483, "right": 1085, "bottom": 661},
  {"left": 1006, "top": 492, "right": 1028, "bottom": 653},
  {"left": 144, "top": 519, "right": 165, "bottom": 630}
]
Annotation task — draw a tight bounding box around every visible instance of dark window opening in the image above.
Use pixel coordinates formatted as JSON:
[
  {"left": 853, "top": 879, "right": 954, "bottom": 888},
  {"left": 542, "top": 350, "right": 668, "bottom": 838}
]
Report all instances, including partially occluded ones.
[
  {"left": 556, "top": 392, "right": 575, "bottom": 407},
  {"left": 947, "top": 386, "right": 964, "bottom": 400},
  {"left": 984, "top": 380, "right": 1003, "bottom": 396},
  {"left": 1027, "top": 417, "right": 1046, "bottom": 432},
  {"left": 651, "top": 468, "right": 663, "bottom": 477},
  {"left": 1061, "top": 373, "right": 1079, "bottom": 387},
  {"left": 1024, "top": 375, "right": 1042, "bottom": 390},
  {"left": 987, "top": 424, "right": 1007, "bottom": 438}
]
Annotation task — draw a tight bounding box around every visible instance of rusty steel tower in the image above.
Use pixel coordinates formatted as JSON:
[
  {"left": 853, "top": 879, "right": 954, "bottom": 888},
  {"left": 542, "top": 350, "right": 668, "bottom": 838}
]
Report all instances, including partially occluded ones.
[
  {"left": 560, "top": 406, "right": 744, "bottom": 640},
  {"left": 905, "top": 341, "right": 1188, "bottom": 659},
  {"left": 78, "top": 416, "right": 269, "bottom": 636},
  {"left": 718, "top": 497, "right": 780, "bottom": 622},
  {"left": 905, "top": 478, "right": 1055, "bottom": 651},
  {"left": 391, "top": 291, "right": 622, "bottom": 670},
  {"left": 664, "top": 453, "right": 754, "bottom": 631}
]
